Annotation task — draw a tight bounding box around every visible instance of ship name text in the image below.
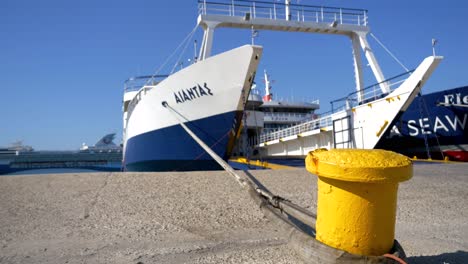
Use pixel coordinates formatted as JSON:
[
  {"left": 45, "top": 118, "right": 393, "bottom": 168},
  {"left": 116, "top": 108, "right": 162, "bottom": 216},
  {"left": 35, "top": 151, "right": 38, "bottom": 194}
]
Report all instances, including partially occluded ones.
[
  {"left": 390, "top": 113, "right": 467, "bottom": 137},
  {"left": 443, "top": 93, "right": 468, "bottom": 105},
  {"left": 174, "top": 83, "right": 213, "bottom": 104}
]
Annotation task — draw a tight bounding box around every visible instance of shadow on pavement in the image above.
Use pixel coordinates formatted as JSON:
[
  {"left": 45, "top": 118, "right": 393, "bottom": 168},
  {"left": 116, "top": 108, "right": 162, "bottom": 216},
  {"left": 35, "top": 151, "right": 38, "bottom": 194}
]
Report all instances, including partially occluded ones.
[{"left": 408, "top": 250, "right": 468, "bottom": 264}]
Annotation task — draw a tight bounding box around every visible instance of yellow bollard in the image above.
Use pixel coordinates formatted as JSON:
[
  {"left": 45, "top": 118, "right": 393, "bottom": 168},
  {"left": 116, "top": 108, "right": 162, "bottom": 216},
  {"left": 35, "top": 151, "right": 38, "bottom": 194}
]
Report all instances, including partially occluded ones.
[{"left": 306, "top": 149, "right": 412, "bottom": 256}]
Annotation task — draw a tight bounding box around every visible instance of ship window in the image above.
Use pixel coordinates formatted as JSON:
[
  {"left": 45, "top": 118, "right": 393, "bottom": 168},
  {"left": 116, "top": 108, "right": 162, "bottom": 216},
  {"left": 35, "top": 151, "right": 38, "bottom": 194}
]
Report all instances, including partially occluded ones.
[{"left": 123, "top": 101, "right": 130, "bottom": 112}]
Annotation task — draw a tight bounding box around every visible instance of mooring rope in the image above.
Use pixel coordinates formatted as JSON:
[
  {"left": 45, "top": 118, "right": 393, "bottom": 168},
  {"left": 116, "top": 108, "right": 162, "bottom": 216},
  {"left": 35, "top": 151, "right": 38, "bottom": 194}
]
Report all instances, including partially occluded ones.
[
  {"left": 162, "top": 101, "right": 248, "bottom": 187},
  {"left": 170, "top": 26, "right": 199, "bottom": 74},
  {"left": 147, "top": 24, "right": 199, "bottom": 86},
  {"left": 162, "top": 100, "right": 317, "bottom": 224},
  {"left": 383, "top": 253, "right": 408, "bottom": 264},
  {"left": 171, "top": 129, "right": 232, "bottom": 172},
  {"left": 370, "top": 33, "right": 410, "bottom": 72}
]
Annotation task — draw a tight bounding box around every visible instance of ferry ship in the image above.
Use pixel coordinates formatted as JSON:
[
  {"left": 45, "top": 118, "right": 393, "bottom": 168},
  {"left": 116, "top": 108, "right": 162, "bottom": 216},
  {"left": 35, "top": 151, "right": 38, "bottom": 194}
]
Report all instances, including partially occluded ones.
[
  {"left": 377, "top": 86, "right": 468, "bottom": 161},
  {"left": 122, "top": 44, "right": 261, "bottom": 169},
  {"left": 0, "top": 134, "right": 122, "bottom": 175},
  {"left": 238, "top": 74, "right": 467, "bottom": 162},
  {"left": 80, "top": 133, "right": 123, "bottom": 153},
  {"left": 217, "top": 1, "right": 442, "bottom": 160}
]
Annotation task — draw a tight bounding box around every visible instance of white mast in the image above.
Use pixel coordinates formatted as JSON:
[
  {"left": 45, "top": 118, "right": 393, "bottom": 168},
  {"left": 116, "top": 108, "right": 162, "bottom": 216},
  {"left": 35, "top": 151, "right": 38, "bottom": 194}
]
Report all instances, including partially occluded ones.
[
  {"left": 263, "top": 70, "right": 272, "bottom": 102},
  {"left": 285, "top": 0, "right": 291, "bottom": 21}
]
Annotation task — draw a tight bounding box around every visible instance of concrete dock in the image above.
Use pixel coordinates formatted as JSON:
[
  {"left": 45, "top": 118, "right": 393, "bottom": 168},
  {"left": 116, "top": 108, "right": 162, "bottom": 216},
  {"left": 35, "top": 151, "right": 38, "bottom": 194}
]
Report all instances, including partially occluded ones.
[{"left": 0, "top": 163, "right": 467, "bottom": 263}]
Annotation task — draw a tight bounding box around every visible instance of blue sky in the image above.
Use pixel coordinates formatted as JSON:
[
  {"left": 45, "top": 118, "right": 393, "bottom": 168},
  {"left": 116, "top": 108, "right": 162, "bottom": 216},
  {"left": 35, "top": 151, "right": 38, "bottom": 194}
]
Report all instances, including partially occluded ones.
[{"left": 2, "top": 0, "right": 468, "bottom": 150}]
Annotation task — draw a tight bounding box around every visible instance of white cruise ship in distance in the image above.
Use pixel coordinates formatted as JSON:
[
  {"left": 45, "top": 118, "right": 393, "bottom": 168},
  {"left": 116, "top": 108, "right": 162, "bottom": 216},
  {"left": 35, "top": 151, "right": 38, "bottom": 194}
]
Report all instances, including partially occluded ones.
[{"left": 0, "top": 135, "right": 123, "bottom": 174}]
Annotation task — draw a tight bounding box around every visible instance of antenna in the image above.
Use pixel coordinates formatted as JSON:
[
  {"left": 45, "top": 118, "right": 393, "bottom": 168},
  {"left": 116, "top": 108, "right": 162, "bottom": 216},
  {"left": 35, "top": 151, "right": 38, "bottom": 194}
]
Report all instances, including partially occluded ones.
[
  {"left": 251, "top": 26, "right": 258, "bottom": 45},
  {"left": 432, "top": 38, "right": 438, "bottom": 56},
  {"left": 194, "top": 40, "right": 198, "bottom": 62},
  {"left": 263, "top": 70, "right": 273, "bottom": 102}
]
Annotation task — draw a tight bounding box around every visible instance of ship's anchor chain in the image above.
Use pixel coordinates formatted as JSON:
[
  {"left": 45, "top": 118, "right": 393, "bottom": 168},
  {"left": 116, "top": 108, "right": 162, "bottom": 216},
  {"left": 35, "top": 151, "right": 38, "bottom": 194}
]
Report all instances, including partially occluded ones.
[{"left": 162, "top": 100, "right": 407, "bottom": 263}]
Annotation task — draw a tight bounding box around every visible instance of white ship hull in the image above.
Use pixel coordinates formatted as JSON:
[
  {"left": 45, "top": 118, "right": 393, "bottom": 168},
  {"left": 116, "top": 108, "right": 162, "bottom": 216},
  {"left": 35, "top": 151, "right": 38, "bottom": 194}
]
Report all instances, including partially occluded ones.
[{"left": 123, "top": 45, "right": 262, "bottom": 171}]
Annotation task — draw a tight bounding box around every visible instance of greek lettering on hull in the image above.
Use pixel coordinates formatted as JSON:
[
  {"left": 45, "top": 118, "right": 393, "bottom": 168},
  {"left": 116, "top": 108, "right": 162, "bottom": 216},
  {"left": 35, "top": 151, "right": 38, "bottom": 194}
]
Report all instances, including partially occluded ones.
[{"left": 174, "top": 83, "right": 214, "bottom": 104}]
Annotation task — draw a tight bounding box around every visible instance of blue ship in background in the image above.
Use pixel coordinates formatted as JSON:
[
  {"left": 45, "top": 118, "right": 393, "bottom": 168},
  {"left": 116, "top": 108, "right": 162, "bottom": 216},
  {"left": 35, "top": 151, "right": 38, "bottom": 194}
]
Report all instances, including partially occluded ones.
[{"left": 377, "top": 86, "right": 468, "bottom": 161}]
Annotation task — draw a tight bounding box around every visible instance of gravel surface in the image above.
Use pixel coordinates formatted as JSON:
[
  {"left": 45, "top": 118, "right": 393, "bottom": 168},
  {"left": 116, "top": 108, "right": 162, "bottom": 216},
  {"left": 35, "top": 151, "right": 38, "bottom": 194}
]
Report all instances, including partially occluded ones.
[{"left": 0, "top": 163, "right": 467, "bottom": 263}]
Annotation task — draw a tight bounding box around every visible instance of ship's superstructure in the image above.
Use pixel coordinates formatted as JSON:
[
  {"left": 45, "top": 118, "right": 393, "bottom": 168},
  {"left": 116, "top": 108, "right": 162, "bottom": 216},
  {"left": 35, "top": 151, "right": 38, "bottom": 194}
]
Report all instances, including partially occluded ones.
[
  {"left": 80, "top": 133, "right": 122, "bottom": 153},
  {"left": 233, "top": 70, "right": 319, "bottom": 156}
]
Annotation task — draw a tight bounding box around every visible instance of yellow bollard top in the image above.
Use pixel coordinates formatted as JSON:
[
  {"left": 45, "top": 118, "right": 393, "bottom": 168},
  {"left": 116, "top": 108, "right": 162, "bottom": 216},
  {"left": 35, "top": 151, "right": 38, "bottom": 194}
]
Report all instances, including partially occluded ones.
[{"left": 306, "top": 149, "right": 412, "bottom": 183}]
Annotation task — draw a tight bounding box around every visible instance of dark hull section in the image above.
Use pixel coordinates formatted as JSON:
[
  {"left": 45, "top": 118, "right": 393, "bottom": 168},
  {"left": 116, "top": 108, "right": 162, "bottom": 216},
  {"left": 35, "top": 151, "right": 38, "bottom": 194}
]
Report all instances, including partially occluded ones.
[
  {"left": 125, "top": 160, "right": 222, "bottom": 172},
  {"left": 0, "top": 164, "right": 122, "bottom": 175},
  {"left": 0, "top": 165, "right": 17, "bottom": 175},
  {"left": 124, "top": 110, "right": 242, "bottom": 171},
  {"left": 376, "top": 86, "right": 468, "bottom": 161}
]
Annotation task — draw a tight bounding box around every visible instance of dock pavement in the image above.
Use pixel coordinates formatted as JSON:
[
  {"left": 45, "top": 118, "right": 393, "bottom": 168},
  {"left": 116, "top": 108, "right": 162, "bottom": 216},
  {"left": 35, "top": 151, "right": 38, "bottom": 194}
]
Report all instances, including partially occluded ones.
[{"left": 0, "top": 163, "right": 467, "bottom": 263}]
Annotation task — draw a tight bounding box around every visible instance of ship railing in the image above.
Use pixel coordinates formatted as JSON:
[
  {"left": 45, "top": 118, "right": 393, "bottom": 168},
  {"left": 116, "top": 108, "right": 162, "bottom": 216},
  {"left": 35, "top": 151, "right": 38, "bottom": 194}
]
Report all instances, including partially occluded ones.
[
  {"left": 258, "top": 114, "right": 332, "bottom": 143},
  {"left": 124, "top": 75, "right": 168, "bottom": 93},
  {"left": 124, "top": 75, "right": 168, "bottom": 117},
  {"left": 255, "top": 70, "right": 414, "bottom": 145},
  {"left": 263, "top": 112, "right": 312, "bottom": 121},
  {"left": 198, "top": 0, "right": 368, "bottom": 26},
  {"left": 330, "top": 70, "right": 414, "bottom": 113},
  {"left": 262, "top": 98, "right": 320, "bottom": 105}
]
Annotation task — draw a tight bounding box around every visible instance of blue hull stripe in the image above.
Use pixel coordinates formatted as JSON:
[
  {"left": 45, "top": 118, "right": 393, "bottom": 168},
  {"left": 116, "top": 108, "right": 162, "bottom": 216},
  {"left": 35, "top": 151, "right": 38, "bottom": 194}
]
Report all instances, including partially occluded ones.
[{"left": 124, "top": 111, "right": 239, "bottom": 171}]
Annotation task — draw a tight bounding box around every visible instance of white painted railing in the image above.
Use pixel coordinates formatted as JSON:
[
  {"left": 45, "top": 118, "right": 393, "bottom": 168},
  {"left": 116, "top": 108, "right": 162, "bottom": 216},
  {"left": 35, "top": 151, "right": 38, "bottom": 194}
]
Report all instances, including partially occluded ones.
[
  {"left": 124, "top": 75, "right": 168, "bottom": 119},
  {"left": 124, "top": 75, "right": 167, "bottom": 93},
  {"left": 259, "top": 114, "right": 332, "bottom": 142},
  {"left": 330, "top": 70, "right": 413, "bottom": 112},
  {"left": 263, "top": 112, "right": 312, "bottom": 122},
  {"left": 198, "top": 0, "right": 368, "bottom": 26}
]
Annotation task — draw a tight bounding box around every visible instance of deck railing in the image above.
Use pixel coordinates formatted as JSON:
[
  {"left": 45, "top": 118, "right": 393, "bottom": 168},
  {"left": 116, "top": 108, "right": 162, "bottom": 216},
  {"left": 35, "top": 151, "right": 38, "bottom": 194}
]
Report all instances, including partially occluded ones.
[
  {"left": 259, "top": 113, "right": 332, "bottom": 143},
  {"left": 124, "top": 75, "right": 168, "bottom": 118},
  {"left": 263, "top": 112, "right": 312, "bottom": 122},
  {"left": 124, "top": 75, "right": 168, "bottom": 93},
  {"left": 256, "top": 70, "right": 414, "bottom": 144},
  {"left": 198, "top": 0, "right": 368, "bottom": 26},
  {"left": 330, "top": 70, "right": 414, "bottom": 112}
]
